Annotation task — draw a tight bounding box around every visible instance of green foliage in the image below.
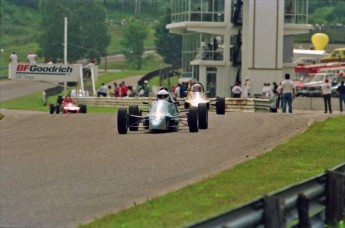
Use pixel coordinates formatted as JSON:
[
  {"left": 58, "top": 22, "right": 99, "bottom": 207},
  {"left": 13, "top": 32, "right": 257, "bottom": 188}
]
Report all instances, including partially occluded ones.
[
  {"left": 121, "top": 21, "right": 148, "bottom": 69},
  {"left": 79, "top": 116, "right": 345, "bottom": 228},
  {"left": 37, "top": 0, "right": 110, "bottom": 63},
  {"left": 154, "top": 8, "right": 182, "bottom": 67}
]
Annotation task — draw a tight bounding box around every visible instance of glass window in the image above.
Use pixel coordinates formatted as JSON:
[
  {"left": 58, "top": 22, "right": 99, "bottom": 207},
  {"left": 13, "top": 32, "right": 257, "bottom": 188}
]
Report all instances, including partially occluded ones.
[
  {"left": 171, "top": 0, "right": 224, "bottom": 22},
  {"left": 284, "top": 0, "right": 308, "bottom": 24}
]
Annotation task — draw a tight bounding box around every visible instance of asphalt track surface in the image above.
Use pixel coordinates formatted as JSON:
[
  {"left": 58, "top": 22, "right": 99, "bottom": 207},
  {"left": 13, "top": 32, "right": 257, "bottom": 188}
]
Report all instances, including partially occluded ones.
[{"left": 0, "top": 105, "right": 332, "bottom": 227}]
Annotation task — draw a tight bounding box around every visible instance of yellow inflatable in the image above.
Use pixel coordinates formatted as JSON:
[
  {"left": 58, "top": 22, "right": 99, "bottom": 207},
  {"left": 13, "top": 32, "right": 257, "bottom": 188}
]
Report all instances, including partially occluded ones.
[{"left": 311, "top": 33, "right": 329, "bottom": 50}]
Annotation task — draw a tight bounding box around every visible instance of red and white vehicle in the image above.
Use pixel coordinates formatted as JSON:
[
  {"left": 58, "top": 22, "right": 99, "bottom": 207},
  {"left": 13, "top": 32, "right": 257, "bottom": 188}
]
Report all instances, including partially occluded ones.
[
  {"left": 294, "top": 62, "right": 345, "bottom": 96},
  {"left": 49, "top": 96, "right": 87, "bottom": 114}
]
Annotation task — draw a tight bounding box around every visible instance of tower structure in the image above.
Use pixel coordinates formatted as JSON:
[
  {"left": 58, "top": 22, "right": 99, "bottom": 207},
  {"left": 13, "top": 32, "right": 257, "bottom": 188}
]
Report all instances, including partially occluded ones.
[{"left": 167, "top": 0, "right": 312, "bottom": 97}]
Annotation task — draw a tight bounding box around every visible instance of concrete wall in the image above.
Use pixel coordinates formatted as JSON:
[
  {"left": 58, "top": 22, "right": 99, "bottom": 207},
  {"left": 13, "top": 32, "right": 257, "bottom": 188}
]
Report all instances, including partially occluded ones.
[{"left": 293, "top": 97, "right": 342, "bottom": 111}]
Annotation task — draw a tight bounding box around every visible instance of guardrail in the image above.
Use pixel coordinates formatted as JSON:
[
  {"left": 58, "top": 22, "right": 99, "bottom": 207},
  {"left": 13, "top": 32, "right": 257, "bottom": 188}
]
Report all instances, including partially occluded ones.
[
  {"left": 187, "top": 163, "right": 345, "bottom": 228},
  {"left": 72, "top": 97, "right": 270, "bottom": 112},
  {"left": 42, "top": 86, "right": 64, "bottom": 105}
]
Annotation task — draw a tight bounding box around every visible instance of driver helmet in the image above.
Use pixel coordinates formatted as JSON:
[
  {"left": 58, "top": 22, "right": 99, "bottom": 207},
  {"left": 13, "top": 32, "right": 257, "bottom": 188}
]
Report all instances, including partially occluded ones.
[
  {"left": 64, "top": 96, "right": 72, "bottom": 102},
  {"left": 157, "top": 89, "right": 169, "bottom": 100},
  {"left": 191, "top": 84, "right": 202, "bottom": 92}
]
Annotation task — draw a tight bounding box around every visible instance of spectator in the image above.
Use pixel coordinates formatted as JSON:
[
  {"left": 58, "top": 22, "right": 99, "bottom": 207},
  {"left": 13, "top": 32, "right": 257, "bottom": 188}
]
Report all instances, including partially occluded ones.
[
  {"left": 276, "top": 82, "right": 283, "bottom": 109},
  {"left": 174, "top": 83, "right": 181, "bottom": 98},
  {"left": 336, "top": 80, "right": 345, "bottom": 113},
  {"left": 27, "top": 51, "right": 37, "bottom": 64},
  {"left": 120, "top": 83, "right": 128, "bottom": 97},
  {"left": 281, "top": 73, "right": 296, "bottom": 113},
  {"left": 180, "top": 82, "right": 188, "bottom": 98},
  {"left": 97, "top": 83, "right": 108, "bottom": 97},
  {"left": 262, "top": 82, "right": 272, "bottom": 97},
  {"left": 143, "top": 81, "right": 150, "bottom": 97},
  {"left": 269, "top": 89, "right": 279, "bottom": 112},
  {"left": 108, "top": 85, "right": 115, "bottom": 97},
  {"left": 242, "top": 78, "right": 250, "bottom": 98},
  {"left": 231, "top": 81, "right": 242, "bottom": 98},
  {"left": 321, "top": 78, "right": 332, "bottom": 113},
  {"left": 46, "top": 58, "right": 53, "bottom": 64},
  {"left": 9, "top": 51, "right": 18, "bottom": 63},
  {"left": 127, "top": 86, "right": 134, "bottom": 97},
  {"left": 115, "top": 83, "right": 121, "bottom": 97}
]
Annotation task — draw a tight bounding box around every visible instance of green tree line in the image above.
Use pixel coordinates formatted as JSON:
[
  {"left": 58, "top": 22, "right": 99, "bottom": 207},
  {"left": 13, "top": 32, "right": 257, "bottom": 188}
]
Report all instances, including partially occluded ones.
[{"left": 0, "top": 0, "right": 343, "bottom": 68}]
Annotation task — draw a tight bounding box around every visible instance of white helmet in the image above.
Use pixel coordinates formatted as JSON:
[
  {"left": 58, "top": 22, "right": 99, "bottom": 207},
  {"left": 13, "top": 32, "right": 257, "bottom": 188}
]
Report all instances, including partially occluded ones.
[{"left": 157, "top": 89, "right": 169, "bottom": 100}]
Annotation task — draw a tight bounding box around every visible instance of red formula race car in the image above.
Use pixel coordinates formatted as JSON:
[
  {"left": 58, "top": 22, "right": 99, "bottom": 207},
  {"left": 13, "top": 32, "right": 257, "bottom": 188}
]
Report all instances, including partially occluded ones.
[{"left": 49, "top": 95, "right": 87, "bottom": 114}]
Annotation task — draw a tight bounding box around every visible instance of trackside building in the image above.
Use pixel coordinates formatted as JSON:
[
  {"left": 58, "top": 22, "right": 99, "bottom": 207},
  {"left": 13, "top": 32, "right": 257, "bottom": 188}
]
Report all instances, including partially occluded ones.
[{"left": 167, "top": 0, "right": 312, "bottom": 97}]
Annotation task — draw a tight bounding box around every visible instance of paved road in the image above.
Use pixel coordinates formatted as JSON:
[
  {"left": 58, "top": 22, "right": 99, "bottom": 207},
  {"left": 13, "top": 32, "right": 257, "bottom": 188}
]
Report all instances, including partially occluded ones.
[
  {"left": 0, "top": 80, "right": 58, "bottom": 102},
  {"left": 0, "top": 108, "right": 331, "bottom": 228}
]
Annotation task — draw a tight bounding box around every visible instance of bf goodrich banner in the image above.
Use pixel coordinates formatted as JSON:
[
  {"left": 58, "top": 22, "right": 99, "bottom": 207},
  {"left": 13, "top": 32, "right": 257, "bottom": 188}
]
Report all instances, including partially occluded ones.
[{"left": 8, "top": 63, "right": 82, "bottom": 82}]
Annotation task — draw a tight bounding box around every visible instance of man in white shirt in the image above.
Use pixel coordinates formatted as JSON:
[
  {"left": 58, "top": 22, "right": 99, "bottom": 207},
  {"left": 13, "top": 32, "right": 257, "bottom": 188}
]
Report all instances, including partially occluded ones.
[
  {"left": 321, "top": 78, "right": 332, "bottom": 113},
  {"left": 9, "top": 51, "right": 18, "bottom": 63},
  {"left": 232, "top": 81, "right": 242, "bottom": 98},
  {"left": 281, "top": 73, "right": 295, "bottom": 113},
  {"left": 27, "top": 51, "right": 37, "bottom": 64}
]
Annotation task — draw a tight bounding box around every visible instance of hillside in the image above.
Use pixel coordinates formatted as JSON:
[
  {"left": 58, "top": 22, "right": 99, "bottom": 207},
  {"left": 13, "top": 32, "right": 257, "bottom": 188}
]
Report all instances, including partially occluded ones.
[
  {"left": 1, "top": 0, "right": 344, "bottom": 71},
  {"left": 0, "top": 0, "right": 169, "bottom": 70}
]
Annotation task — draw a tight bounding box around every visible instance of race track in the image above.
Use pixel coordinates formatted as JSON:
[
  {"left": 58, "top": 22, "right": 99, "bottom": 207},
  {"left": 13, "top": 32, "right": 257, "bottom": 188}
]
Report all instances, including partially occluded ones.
[{"left": 0, "top": 109, "right": 329, "bottom": 227}]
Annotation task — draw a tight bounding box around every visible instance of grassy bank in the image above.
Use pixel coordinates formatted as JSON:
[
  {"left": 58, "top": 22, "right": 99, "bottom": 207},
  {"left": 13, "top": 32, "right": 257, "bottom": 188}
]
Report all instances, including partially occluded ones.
[{"left": 79, "top": 116, "right": 345, "bottom": 228}]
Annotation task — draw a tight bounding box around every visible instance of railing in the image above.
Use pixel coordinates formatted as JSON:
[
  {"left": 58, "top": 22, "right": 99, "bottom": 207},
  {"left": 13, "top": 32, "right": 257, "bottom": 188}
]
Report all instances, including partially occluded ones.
[
  {"left": 72, "top": 97, "right": 270, "bottom": 112},
  {"left": 231, "top": 0, "right": 243, "bottom": 26},
  {"left": 187, "top": 163, "right": 345, "bottom": 228},
  {"left": 232, "top": 28, "right": 242, "bottom": 66},
  {"left": 42, "top": 86, "right": 64, "bottom": 106}
]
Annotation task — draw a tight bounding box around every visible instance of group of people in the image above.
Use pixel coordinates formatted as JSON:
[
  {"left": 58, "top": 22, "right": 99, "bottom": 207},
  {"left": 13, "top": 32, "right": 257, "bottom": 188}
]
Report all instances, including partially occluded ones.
[
  {"left": 9, "top": 51, "right": 38, "bottom": 64},
  {"left": 231, "top": 73, "right": 345, "bottom": 114},
  {"left": 172, "top": 82, "right": 189, "bottom": 98},
  {"left": 97, "top": 80, "right": 150, "bottom": 98}
]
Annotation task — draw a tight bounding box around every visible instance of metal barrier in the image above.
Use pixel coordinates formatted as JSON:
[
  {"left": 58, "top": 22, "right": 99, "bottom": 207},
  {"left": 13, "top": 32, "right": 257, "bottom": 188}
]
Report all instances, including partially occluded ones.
[
  {"left": 73, "top": 97, "right": 270, "bottom": 112},
  {"left": 187, "top": 163, "right": 345, "bottom": 228},
  {"left": 42, "top": 86, "right": 64, "bottom": 105}
]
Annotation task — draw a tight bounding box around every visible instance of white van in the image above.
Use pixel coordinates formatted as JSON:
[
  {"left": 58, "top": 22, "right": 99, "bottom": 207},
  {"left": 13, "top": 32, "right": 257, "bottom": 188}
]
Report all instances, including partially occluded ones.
[{"left": 302, "top": 73, "right": 337, "bottom": 97}]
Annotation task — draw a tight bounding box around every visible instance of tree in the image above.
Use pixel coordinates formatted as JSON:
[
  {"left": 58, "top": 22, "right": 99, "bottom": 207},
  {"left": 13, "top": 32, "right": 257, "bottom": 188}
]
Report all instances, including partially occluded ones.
[
  {"left": 121, "top": 21, "right": 148, "bottom": 69},
  {"left": 154, "top": 8, "right": 182, "bottom": 67},
  {"left": 37, "top": 0, "right": 110, "bottom": 63}
]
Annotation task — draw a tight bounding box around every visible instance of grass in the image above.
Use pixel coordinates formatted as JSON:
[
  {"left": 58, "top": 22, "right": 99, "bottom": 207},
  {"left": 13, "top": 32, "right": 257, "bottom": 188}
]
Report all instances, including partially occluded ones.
[
  {"left": 0, "top": 60, "right": 176, "bottom": 112},
  {"left": 78, "top": 116, "right": 345, "bottom": 228}
]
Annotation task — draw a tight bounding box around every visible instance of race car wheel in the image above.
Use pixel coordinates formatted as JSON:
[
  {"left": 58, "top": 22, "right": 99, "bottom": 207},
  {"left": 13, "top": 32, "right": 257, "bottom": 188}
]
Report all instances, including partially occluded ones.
[
  {"left": 198, "top": 103, "right": 208, "bottom": 129},
  {"left": 216, "top": 97, "right": 226, "bottom": 115},
  {"left": 79, "top": 104, "right": 87, "bottom": 113},
  {"left": 117, "top": 107, "right": 128, "bottom": 134},
  {"left": 49, "top": 104, "right": 55, "bottom": 114},
  {"left": 188, "top": 106, "right": 198, "bottom": 133},
  {"left": 128, "top": 105, "right": 140, "bottom": 131},
  {"left": 55, "top": 104, "right": 60, "bottom": 114}
]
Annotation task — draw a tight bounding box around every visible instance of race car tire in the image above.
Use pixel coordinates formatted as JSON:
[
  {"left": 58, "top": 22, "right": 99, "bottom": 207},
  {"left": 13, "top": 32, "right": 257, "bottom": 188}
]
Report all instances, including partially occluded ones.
[
  {"left": 117, "top": 107, "right": 128, "bottom": 134},
  {"left": 49, "top": 104, "right": 55, "bottom": 114},
  {"left": 216, "top": 97, "right": 226, "bottom": 115},
  {"left": 55, "top": 104, "right": 60, "bottom": 114},
  {"left": 79, "top": 104, "right": 87, "bottom": 113},
  {"left": 128, "top": 105, "right": 139, "bottom": 131},
  {"left": 198, "top": 103, "right": 208, "bottom": 129},
  {"left": 188, "top": 106, "right": 198, "bottom": 133}
]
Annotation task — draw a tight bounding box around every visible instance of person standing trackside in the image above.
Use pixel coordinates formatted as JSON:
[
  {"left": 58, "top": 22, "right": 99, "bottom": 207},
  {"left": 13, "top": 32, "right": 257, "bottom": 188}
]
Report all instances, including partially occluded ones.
[
  {"left": 281, "top": 73, "right": 296, "bottom": 113},
  {"left": 27, "top": 51, "right": 38, "bottom": 64},
  {"left": 321, "top": 78, "right": 332, "bottom": 113},
  {"left": 231, "top": 82, "right": 242, "bottom": 98},
  {"left": 336, "top": 80, "right": 345, "bottom": 113},
  {"left": 9, "top": 51, "right": 18, "bottom": 63},
  {"left": 243, "top": 78, "right": 250, "bottom": 98}
]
